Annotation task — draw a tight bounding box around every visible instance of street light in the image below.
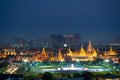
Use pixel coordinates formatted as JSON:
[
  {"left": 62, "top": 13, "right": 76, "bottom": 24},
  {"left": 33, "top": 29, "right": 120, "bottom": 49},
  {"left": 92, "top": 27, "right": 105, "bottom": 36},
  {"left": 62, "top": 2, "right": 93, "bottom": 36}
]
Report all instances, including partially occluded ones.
[
  {"left": 64, "top": 44, "right": 67, "bottom": 47},
  {"left": 23, "top": 59, "right": 28, "bottom": 63},
  {"left": 103, "top": 59, "right": 110, "bottom": 71},
  {"left": 104, "top": 59, "right": 110, "bottom": 63}
]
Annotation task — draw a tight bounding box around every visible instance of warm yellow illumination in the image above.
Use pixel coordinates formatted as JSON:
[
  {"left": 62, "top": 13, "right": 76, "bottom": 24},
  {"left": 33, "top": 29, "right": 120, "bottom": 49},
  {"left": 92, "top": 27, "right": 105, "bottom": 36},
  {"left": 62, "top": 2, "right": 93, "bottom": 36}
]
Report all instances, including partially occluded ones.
[
  {"left": 67, "top": 47, "right": 73, "bottom": 56},
  {"left": 79, "top": 46, "right": 86, "bottom": 56},
  {"left": 57, "top": 49, "right": 64, "bottom": 61},
  {"left": 109, "top": 46, "right": 115, "bottom": 55},
  {"left": 23, "top": 59, "right": 28, "bottom": 62},
  {"left": 104, "top": 46, "right": 116, "bottom": 56},
  {"left": 13, "top": 49, "right": 16, "bottom": 55},
  {"left": 20, "top": 51, "right": 24, "bottom": 55},
  {"left": 41, "top": 48, "right": 46, "bottom": 55},
  {"left": 92, "top": 48, "right": 97, "bottom": 57},
  {"left": 66, "top": 41, "right": 98, "bottom": 61},
  {"left": 87, "top": 40, "right": 93, "bottom": 52}
]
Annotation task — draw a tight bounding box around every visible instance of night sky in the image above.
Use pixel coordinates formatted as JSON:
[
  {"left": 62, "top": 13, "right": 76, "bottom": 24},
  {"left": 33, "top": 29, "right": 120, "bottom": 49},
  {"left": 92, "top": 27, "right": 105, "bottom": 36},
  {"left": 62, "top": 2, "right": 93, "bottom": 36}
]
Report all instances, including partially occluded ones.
[{"left": 0, "top": 0, "right": 120, "bottom": 44}]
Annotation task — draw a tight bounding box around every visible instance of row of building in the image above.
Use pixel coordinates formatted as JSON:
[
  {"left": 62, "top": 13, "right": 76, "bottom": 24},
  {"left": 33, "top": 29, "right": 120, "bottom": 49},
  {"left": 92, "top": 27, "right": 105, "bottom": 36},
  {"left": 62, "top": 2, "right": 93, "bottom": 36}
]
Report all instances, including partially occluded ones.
[
  {"left": 8, "top": 35, "right": 120, "bottom": 50},
  {"left": 0, "top": 41, "right": 119, "bottom": 63},
  {"left": 9, "top": 34, "right": 80, "bottom": 49}
]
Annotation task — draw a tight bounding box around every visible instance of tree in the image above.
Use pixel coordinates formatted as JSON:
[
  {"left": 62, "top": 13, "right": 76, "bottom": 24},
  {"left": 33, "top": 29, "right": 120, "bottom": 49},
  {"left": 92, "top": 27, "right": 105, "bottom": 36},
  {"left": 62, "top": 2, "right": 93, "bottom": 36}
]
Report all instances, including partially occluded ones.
[
  {"left": 73, "top": 73, "right": 80, "bottom": 78},
  {"left": 81, "top": 71, "right": 93, "bottom": 80},
  {"left": 42, "top": 72, "right": 52, "bottom": 80}
]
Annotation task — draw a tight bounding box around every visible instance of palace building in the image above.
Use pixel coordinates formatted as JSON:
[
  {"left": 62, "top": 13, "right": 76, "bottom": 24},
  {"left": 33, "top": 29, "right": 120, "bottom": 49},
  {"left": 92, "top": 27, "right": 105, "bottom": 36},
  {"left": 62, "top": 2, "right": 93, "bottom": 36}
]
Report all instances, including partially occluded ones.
[
  {"left": 0, "top": 40, "right": 118, "bottom": 63},
  {"left": 33, "top": 48, "right": 49, "bottom": 62},
  {"left": 57, "top": 49, "right": 64, "bottom": 61},
  {"left": 66, "top": 40, "right": 97, "bottom": 61},
  {"left": 100, "top": 46, "right": 118, "bottom": 63}
]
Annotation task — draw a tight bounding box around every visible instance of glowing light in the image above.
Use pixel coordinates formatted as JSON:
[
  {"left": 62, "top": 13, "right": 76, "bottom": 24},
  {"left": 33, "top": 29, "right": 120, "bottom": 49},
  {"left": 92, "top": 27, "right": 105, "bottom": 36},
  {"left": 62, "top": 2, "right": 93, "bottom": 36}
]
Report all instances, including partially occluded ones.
[
  {"left": 71, "top": 64, "right": 74, "bottom": 68},
  {"left": 104, "top": 59, "right": 110, "bottom": 63},
  {"left": 23, "top": 59, "right": 28, "bottom": 62},
  {"left": 76, "top": 59, "right": 79, "bottom": 62},
  {"left": 57, "top": 49, "right": 64, "bottom": 61},
  {"left": 57, "top": 68, "right": 61, "bottom": 70},
  {"left": 62, "top": 64, "right": 83, "bottom": 71},
  {"left": 64, "top": 44, "right": 67, "bottom": 47},
  {"left": 30, "top": 64, "right": 32, "bottom": 67},
  {"left": 84, "top": 68, "right": 88, "bottom": 71}
]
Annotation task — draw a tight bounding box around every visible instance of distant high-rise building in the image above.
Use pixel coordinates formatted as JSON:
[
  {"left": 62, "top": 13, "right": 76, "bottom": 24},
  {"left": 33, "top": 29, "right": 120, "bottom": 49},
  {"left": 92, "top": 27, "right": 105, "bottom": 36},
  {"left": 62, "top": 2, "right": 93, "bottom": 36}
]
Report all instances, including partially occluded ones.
[
  {"left": 13, "top": 38, "right": 28, "bottom": 48},
  {"left": 47, "top": 34, "right": 80, "bottom": 48},
  {"left": 114, "top": 36, "right": 120, "bottom": 44},
  {"left": 63, "top": 34, "right": 80, "bottom": 47},
  {"left": 48, "top": 34, "right": 64, "bottom": 48},
  {"left": 40, "top": 38, "right": 49, "bottom": 48}
]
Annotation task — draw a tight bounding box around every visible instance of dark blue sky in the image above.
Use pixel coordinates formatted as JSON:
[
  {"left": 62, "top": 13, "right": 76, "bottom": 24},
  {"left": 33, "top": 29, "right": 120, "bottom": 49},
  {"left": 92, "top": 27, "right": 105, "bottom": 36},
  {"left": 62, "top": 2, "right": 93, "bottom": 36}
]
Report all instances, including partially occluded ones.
[{"left": 0, "top": 0, "right": 120, "bottom": 43}]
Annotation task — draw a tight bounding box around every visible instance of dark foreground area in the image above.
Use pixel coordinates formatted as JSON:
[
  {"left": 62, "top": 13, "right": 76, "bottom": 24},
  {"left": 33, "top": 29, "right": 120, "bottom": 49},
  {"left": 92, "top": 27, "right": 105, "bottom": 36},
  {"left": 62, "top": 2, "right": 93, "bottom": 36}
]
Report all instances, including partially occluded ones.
[{"left": 0, "top": 71, "right": 120, "bottom": 80}]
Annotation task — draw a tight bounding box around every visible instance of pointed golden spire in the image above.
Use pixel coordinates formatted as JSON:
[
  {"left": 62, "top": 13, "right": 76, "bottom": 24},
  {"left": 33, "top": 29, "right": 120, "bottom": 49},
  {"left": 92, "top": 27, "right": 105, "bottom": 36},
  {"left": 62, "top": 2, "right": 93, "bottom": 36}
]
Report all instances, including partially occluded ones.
[
  {"left": 79, "top": 46, "right": 86, "bottom": 56},
  {"left": 92, "top": 48, "right": 97, "bottom": 57},
  {"left": 50, "top": 53, "right": 55, "bottom": 61},
  {"left": 109, "top": 46, "right": 115, "bottom": 55},
  {"left": 87, "top": 40, "right": 93, "bottom": 52},
  {"left": 13, "top": 48, "right": 16, "bottom": 55},
  {"left": 41, "top": 48, "right": 46, "bottom": 55},
  {"left": 20, "top": 50, "right": 23, "bottom": 55},
  {"left": 10, "top": 49, "right": 14, "bottom": 55},
  {"left": 104, "top": 51, "right": 107, "bottom": 56},
  {"left": 8, "top": 49, "right": 10, "bottom": 55},
  {"left": 67, "top": 47, "right": 72, "bottom": 56},
  {"left": 57, "top": 49, "right": 64, "bottom": 61},
  {"left": 110, "top": 46, "right": 113, "bottom": 52}
]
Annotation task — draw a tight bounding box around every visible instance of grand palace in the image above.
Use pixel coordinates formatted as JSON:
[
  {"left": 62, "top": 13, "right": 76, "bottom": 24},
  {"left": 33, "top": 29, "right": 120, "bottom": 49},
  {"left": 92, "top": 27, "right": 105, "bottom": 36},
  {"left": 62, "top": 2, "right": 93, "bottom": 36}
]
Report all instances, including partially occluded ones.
[{"left": 0, "top": 41, "right": 118, "bottom": 63}]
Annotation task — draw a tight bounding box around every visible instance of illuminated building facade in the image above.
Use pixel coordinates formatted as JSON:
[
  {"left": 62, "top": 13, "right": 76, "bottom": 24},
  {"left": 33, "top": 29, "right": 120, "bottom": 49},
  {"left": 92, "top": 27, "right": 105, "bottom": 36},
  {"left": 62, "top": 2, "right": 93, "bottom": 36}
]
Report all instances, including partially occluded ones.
[
  {"left": 33, "top": 48, "right": 49, "bottom": 62},
  {"left": 101, "top": 46, "right": 118, "bottom": 63},
  {"left": 66, "top": 40, "right": 97, "bottom": 61},
  {"left": 57, "top": 49, "right": 64, "bottom": 61},
  {"left": 0, "top": 40, "right": 118, "bottom": 63}
]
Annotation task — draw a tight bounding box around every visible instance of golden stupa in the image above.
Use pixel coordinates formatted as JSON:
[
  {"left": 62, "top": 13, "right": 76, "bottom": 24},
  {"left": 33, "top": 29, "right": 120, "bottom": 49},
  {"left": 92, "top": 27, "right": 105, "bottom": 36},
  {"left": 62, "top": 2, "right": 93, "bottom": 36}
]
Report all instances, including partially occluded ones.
[
  {"left": 33, "top": 48, "right": 49, "bottom": 62},
  {"left": 57, "top": 49, "right": 64, "bottom": 61},
  {"left": 104, "top": 46, "right": 116, "bottom": 56}
]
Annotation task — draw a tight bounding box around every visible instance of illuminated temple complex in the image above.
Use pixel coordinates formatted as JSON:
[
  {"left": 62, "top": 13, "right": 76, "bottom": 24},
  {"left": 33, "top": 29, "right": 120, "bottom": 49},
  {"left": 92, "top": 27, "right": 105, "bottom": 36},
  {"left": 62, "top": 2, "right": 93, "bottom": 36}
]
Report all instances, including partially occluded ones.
[
  {"left": 100, "top": 46, "right": 118, "bottom": 63},
  {"left": 33, "top": 48, "right": 49, "bottom": 62},
  {"left": 104, "top": 46, "right": 116, "bottom": 56},
  {"left": 67, "top": 40, "right": 97, "bottom": 61},
  {"left": 0, "top": 41, "right": 118, "bottom": 62},
  {"left": 57, "top": 49, "right": 64, "bottom": 61}
]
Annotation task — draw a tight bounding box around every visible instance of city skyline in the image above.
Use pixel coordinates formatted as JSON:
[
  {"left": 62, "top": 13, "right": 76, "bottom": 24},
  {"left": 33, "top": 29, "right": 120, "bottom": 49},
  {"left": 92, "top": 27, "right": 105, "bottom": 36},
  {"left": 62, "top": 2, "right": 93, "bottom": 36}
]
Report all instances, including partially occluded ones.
[{"left": 0, "top": 0, "right": 120, "bottom": 44}]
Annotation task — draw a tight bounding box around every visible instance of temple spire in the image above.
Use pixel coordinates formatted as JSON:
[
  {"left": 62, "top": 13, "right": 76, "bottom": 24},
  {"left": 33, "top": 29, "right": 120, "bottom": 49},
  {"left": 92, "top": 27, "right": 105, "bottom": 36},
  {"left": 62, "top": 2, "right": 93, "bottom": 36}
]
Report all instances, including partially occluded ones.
[
  {"left": 87, "top": 40, "right": 93, "bottom": 52},
  {"left": 67, "top": 47, "right": 73, "bottom": 56},
  {"left": 13, "top": 48, "right": 16, "bottom": 55},
  {"left": 109, "top": 46, "right": 115, "bottom": 55},
  {"left": 41, "top": 48, "right": 46, "bottom": 55},
  {"left": 20, "top": 50, "right": 23, "bottom": 55},
  {"left": 92, "top": 48, "right": 97, "bottom": 57},
  {"left": 57, "top": 49, "right": 64, "bottom": 61},
  {"left": 79, "top": 46, "right": 86, "bottom": 56}
]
